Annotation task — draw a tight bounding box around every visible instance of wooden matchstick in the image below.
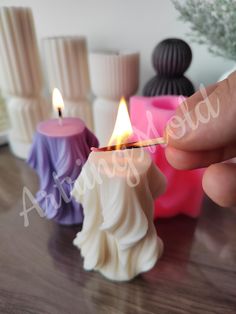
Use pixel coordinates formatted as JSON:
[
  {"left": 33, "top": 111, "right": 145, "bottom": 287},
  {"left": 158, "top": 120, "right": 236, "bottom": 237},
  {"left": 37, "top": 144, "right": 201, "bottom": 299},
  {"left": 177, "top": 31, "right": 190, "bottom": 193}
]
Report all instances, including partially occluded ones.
[{"left": 91, "top": 137, "right": 166, "bottom": 152}]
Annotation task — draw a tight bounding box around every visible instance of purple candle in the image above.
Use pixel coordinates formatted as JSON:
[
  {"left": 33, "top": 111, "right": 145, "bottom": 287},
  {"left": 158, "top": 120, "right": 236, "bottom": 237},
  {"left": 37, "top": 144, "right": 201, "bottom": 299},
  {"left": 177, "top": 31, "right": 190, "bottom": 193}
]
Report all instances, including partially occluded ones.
[{"left": 28, "top": 117, "right": 98, "bottom": 225}]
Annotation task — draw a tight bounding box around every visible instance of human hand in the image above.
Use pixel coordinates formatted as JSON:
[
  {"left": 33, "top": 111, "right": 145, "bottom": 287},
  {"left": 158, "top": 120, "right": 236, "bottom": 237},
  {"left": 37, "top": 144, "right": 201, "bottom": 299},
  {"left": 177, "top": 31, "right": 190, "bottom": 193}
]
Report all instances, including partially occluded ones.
[{"left": 165, "top": 71, "right": 236, "bottom": 207}]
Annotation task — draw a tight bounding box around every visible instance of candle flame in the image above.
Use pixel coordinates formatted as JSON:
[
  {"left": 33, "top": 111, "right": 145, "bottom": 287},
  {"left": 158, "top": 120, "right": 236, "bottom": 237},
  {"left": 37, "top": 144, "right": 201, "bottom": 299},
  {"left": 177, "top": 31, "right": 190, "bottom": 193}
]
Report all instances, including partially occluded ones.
[
  {"left": 52, "top": 88, "right": 64, "bottom": 111},
  {"left": 108, "top": 97, "right": 133, "bottom": 150}
]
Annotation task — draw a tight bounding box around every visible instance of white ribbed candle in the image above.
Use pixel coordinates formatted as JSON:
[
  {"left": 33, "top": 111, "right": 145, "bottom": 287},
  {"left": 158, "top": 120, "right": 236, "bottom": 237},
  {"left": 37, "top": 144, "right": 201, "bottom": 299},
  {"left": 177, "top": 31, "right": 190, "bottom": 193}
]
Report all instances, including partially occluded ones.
[
  {"left": 64, "top": 100, "right": 93, "bottom": 131},
  {"left": 43, "top": 36, "right": 90, "bottom": 99},
  {"left": 0, "top": 7, "right": 43, "bottom": 96},
  {"left": 43, "top": 36, "right": 92, "bottom": 128},
  {"left": 0, "top": 94, "right": 9, "bottom": 145},
  {"left": 90, "top": 51, "right": 140, "bottom": 144},
  {"left": 50, "top": 99, "right": 93, "bottom": 131},
  {"left": 0, "top": 94, "right": 8, "bottom": 127},
  {"left": 93, "top": 98, "right": 119, "bottom": 146},
  {"left": 7, "top": 97, "right": 45, "bottom": 143},
  {"left": 89, "top": 51, "right": 139, "bottom": 100},
  {"left": 0, "top": 7, "right": 49, "bottom": 158}
]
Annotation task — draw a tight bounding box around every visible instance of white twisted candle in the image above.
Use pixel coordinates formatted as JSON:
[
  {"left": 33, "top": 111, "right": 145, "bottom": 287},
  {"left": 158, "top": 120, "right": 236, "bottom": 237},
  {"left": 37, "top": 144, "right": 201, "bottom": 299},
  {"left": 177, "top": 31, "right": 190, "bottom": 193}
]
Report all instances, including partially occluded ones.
[{"left": 72, "top": 149, "right": 165, "bottom": 281}]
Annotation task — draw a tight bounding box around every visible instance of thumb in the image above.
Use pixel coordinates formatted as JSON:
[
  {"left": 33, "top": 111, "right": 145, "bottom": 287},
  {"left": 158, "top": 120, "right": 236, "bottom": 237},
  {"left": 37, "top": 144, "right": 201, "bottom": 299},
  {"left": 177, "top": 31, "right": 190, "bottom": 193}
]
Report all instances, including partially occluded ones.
[{"left": 165, "top": 73, "right": 236, "bottom": 152}]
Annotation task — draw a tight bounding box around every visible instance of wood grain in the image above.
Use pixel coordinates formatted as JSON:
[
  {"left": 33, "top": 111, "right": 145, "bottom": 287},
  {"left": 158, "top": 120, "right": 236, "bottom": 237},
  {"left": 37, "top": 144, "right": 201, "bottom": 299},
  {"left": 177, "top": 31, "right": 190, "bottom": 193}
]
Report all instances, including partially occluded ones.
[{"left": 0, "top": 145, "right": 235, "bottom": 314}]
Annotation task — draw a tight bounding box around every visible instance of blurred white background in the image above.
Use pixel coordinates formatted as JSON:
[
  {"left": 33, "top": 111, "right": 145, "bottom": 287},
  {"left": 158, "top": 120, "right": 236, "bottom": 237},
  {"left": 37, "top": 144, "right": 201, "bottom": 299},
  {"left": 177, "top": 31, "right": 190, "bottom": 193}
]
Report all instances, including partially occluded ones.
[{"left": 0, "top": 0, "right": 234, "bottom": 92}]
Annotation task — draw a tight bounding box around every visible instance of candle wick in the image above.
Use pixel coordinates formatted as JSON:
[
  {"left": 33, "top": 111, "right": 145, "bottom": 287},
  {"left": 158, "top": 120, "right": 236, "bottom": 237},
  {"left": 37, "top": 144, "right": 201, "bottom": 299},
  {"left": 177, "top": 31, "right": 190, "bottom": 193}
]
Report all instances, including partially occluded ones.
[{"left": 58, "top": 107, "right": 63, "bottom": 125}]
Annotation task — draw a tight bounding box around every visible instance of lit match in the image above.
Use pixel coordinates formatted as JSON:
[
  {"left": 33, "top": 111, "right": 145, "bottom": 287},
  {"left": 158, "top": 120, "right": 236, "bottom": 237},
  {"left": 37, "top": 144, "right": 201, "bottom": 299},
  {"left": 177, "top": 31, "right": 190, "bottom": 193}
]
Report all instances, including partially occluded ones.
[{"left": 91, "top": 137, "right": 166, "bottom": 152}]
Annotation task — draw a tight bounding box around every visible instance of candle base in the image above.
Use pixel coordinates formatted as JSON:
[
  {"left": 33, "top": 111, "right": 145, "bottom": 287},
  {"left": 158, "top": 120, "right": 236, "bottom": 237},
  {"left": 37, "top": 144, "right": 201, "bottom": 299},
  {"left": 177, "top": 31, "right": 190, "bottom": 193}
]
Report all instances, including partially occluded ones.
[{"left": 7, "top": 96, "right": 50, "bottom": 159}]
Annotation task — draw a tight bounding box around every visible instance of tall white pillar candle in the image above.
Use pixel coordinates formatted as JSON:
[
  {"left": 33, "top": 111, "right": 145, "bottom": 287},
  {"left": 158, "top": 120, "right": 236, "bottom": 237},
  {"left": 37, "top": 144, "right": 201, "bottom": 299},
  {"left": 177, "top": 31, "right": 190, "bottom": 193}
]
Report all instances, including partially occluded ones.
[
  {"left": 0, "top": 7, "right": 43, "bottom": 97},
  {"left": 0, "top": 7, "right": 49, "bottom": 159}
]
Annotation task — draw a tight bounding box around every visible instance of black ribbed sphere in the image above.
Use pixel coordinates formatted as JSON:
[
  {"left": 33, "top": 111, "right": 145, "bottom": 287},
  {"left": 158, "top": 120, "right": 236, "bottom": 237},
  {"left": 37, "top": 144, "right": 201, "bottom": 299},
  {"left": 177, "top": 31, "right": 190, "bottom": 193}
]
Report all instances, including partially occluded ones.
[
  {"left": 143, "top": 75, "right": 195, "bottom": 97},
  {"left": 152, "top": 38, "right": 192, "bottom": 77}
]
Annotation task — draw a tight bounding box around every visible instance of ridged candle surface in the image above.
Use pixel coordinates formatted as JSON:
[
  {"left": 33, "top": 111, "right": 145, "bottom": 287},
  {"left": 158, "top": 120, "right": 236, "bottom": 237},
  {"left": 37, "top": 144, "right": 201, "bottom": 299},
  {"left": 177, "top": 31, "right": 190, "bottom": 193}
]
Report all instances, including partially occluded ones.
[
  {"left": 90, "top": 51, "right": 140, "bottom": 145},
  {"left": 43, "top": 37, "right": 90, "bottom": 100},
  {"left": 0, "top": 7, "right": 49, "bottom": 158},
  {"left": 7, "top": 97, "right": 45, "bottom": 142},
  {"left": 0, "top": 7, "right": 43, "bottom": 96},
  {"left": 43, "top": 36, "right": 93, "bottom": 129},
  {"left": 0, "top": 96, "right": 9, "bottom": 133},
  {"left": 90, "top": 52, "right": 139, "bottom": 100},
  {"left": 143, "top": 38, "right": 194, "bottom": 97}
]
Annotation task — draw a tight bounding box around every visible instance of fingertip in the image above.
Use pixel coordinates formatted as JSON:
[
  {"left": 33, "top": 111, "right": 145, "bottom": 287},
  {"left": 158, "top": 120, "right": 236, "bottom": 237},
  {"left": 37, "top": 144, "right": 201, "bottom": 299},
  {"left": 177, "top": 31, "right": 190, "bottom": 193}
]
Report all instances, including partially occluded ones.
[{"left": 202, "top": 163, "right": 236, "bottom": 207}]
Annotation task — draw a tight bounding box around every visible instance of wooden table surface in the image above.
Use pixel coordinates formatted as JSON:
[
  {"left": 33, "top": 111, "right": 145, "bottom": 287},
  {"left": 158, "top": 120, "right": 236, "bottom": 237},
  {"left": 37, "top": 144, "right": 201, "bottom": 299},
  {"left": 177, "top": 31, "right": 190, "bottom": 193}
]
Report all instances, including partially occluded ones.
[{"left": 0, "top": 145, "right": 235, "bottom": 314}]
